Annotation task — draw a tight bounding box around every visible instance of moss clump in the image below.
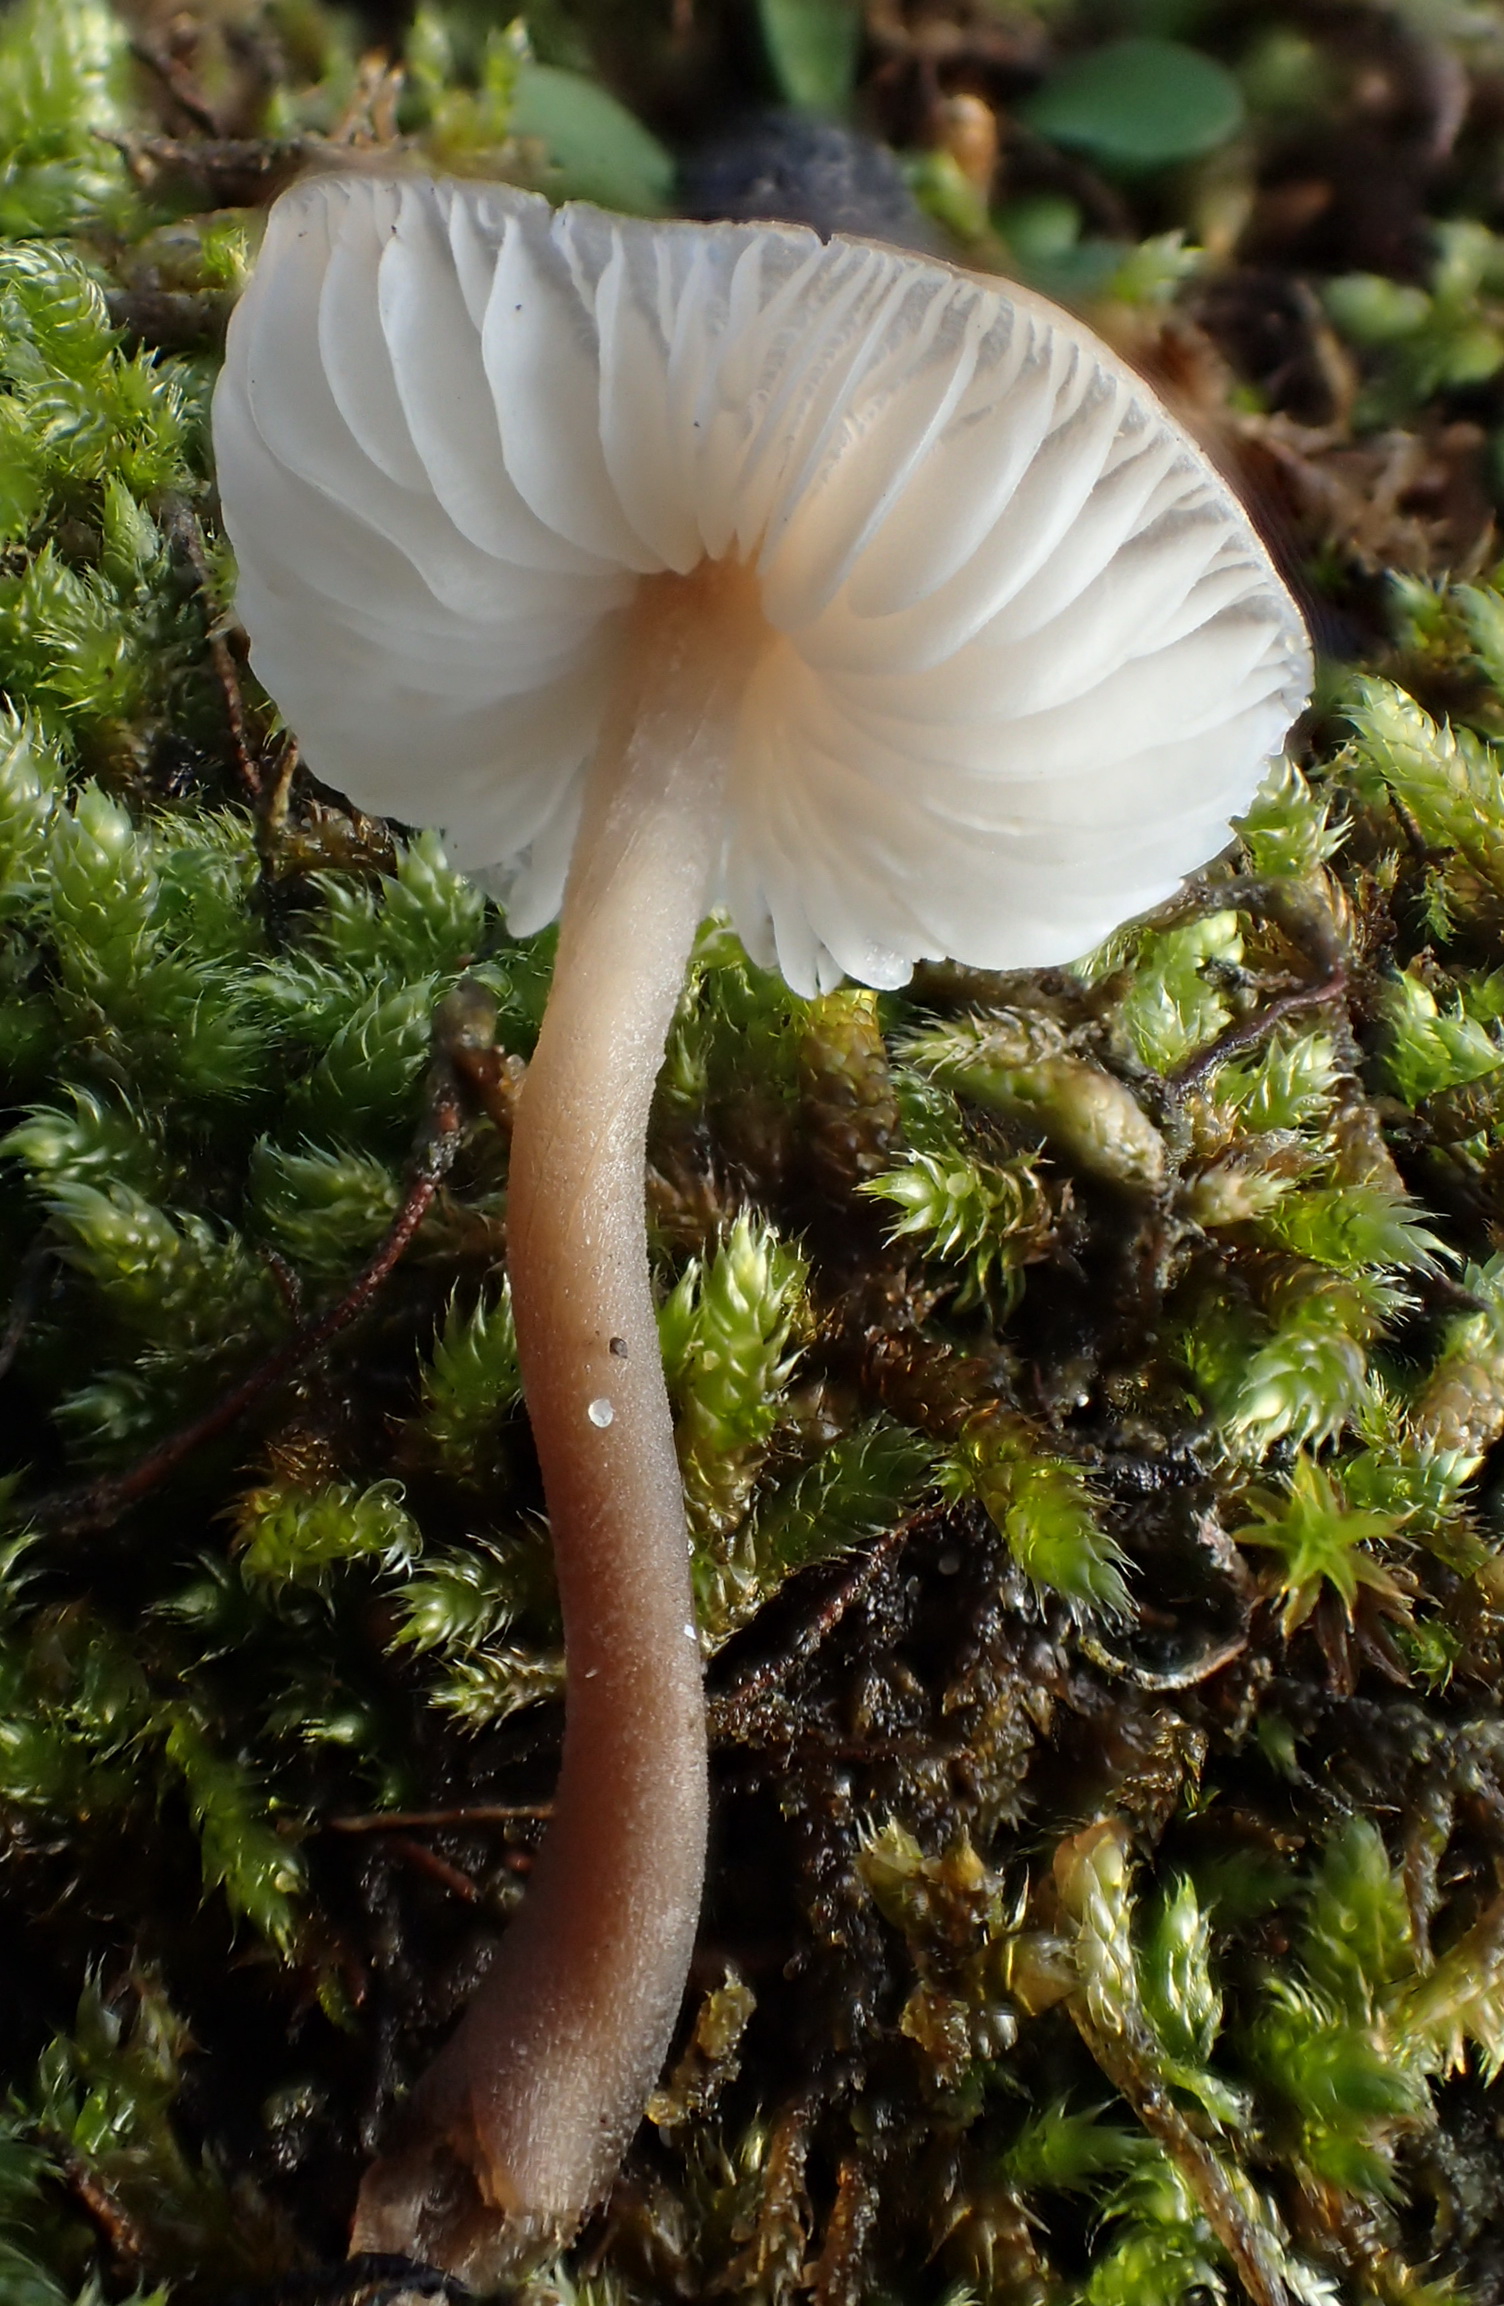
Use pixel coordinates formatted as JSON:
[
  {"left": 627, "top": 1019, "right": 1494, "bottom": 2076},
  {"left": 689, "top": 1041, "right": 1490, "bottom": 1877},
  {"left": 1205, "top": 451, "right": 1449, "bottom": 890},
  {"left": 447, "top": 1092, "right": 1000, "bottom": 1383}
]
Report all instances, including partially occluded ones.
[{"left": 8, "top": 1, "right": 1504, "bottom": 2302}]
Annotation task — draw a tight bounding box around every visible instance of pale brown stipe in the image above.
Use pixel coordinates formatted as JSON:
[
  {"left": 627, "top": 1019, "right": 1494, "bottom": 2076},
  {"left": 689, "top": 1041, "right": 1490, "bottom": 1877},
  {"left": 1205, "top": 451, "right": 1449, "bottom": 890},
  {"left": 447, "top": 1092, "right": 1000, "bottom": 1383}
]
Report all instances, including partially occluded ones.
[{"left": 351, "top": 567, "right": 766, "bottom": 2283}]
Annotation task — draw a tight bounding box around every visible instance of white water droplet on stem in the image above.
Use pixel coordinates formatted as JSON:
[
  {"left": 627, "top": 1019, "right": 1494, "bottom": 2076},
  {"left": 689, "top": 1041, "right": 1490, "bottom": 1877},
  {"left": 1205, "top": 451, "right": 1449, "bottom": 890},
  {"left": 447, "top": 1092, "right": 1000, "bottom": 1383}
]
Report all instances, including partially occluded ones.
[{"left": 587, "top": 1396, "right": 614, "bottom": 1428}]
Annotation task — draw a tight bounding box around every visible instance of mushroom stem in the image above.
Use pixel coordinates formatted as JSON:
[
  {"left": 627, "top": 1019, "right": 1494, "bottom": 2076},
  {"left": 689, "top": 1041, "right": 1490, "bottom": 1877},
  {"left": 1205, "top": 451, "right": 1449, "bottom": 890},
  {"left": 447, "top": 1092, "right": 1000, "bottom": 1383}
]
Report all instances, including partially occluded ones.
[{"left": 352, "top": 560, "right": 767, "bottom": 2283}]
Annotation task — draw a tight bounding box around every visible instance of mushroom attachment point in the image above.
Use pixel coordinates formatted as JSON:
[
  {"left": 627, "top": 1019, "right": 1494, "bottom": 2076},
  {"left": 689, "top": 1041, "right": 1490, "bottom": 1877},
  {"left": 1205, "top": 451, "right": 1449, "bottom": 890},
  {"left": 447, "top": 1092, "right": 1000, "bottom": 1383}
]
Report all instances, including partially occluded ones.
[{"left": 212, "top": 170, "right": 1312, "bottom": 2285}]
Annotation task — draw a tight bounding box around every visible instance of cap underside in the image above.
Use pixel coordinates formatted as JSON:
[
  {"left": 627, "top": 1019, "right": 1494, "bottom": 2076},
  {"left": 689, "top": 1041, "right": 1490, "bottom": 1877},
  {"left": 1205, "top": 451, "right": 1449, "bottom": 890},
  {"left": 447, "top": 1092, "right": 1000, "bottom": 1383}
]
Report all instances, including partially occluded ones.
[{"left": 213, "top": 172, "right": 1313, "bottom": 996}]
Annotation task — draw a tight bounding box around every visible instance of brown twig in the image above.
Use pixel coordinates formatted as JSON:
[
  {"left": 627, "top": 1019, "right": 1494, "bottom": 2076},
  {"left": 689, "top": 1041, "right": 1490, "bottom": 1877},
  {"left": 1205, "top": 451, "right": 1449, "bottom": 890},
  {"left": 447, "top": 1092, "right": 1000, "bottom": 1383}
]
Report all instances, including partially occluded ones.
[
  {"left": 128, "top": 37, "right": 222, "bottom": 134},
  {"left": 709, "top": 1504, "right": 939, "bottom": 1736},
  {"left": 104, "top": 131, "right": 314, "bottom": 208},
  {"left": 433, "top": 976, "right": 524, "bottom": 1143},
  {"left": 52, "top": 2147, "right": 148, "bottom": 2275},
  {"left": 1071, "top": 2004, "right": 1293, "bottom": 2306},
  {"left": 1168, "top": 965, "right": 1349, "bottom": 1097},
  {"left": 326, "top": 1805, "right": 553, "bottom": 1833},
  {"left": 384, "top": 1835, "right": 485, "bottom": 1906},
  {"left": 161, "top": 497, "right": 261, "bottom": 801}
]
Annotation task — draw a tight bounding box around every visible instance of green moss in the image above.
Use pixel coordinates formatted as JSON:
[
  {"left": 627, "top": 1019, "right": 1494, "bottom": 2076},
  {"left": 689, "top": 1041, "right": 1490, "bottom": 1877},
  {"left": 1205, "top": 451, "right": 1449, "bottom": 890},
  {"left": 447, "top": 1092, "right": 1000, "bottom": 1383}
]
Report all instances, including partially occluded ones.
[{"left": 7, "top": 1, "right": 1504, "bottom": 2300}]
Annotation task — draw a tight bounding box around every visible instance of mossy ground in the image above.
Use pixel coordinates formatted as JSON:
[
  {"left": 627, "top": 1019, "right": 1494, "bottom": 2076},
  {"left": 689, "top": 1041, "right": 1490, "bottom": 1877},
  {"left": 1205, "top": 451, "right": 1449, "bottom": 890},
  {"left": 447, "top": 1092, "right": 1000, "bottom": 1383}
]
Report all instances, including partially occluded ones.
[{"left": 5, "top": 1, "right": 1504, "bottom": 2302}]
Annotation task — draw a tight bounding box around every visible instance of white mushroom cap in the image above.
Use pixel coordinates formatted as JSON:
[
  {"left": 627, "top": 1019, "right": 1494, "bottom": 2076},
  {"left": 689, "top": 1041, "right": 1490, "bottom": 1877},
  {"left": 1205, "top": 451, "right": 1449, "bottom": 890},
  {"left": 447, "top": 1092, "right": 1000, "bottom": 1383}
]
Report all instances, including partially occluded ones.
[{"left": 214, "top": 171, "right": 1312, "bottom": 998}]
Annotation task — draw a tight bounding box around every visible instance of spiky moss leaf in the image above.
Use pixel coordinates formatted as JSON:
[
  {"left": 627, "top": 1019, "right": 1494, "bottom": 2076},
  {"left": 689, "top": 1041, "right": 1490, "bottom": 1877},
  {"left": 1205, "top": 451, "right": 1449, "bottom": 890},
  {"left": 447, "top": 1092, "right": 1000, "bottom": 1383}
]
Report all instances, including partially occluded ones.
[
  {"left": 1056, "top": 1821, "right": 1142, "bottom": 2037},
  {"left": 798, "top": 985, "right": 901, "bottom": 1188},
  {"left": 1236, "top": 758, "right": 1347, "bottom": 880},
  {"left": 307, "top": 830, "right": 488, "bottom": 983},
  {"left": 1339, "top": 1433, "right": 1482, "bottom": 1568},
  {"left": 232, "top": 1476, "right": 421, "bottom": 1597},
  {"left": 51, "top": 1364, "right": 175, "bottom": 1455},
  {"left": 1400, "top": 1890, "right": 1504, "bottom": 2079},
  {"left": 660, "top": 930, "right": 807, "bottom": 1141},
  {"left": 4, "top": 1085, "right": 174, "bottom": 1203},
  {"left": 23, "top": 1972, "right": 278, "bottom": 2289},
  {"left": 1379, "top": 968, "right": 1504, "bottom": 1104},
  {"left": 149, "top": 808, "right": 262, "bottom": 966},
  {"left": 0, "top": 1598, "right": 301, "bottom": 1954},
  {"left": 997, "top": 2102, "right": 1140, "bottom": 2195},
  {"left": 1059, "top": 1829, "right": 1326, "bottom": 2297},
  {"left": 5, "top": 480, "right": 162, "bottom": 679},
  {"left": 390, "top": 1538, "right": 533, "bottom": 1655},
  {"left": 1343, "top": 676, "right": 1504, "bottom": 874},
  {"left": 44, "top": 1179, "right": 278, "bottom": 1357},
  {"left": 1118, "top": 912, "right": 1241, "bottom": 1075},
  {"left": 427, "top": 1644, "right": 566, "bottom": 1728},
  {"left": 694, "top": 1419, "right": 936, "bottom": 1652},
  {"left": 1409, "top": 1253, "right": 1504, "bottom": 1462},
  {"left": 943, "top": 1413, "right": 1130, "bottom": 1618},
  {"left": 47, "top": 782, "right": 155, "bottom": 990},
  {"left": 1234, "top": 1454, "right": 1408, "bottom": 1635},
  {"left": 0, "top": 708, "right": 62, "bottom": 917},
  {"left": 855, "top": 1816, "right": 937, "bottom": 1939},
  {"left": 749, "top": 1419, "right": 936, "bottom": 1578},
  {"left": 1083, "top": 2157, "right": 1227, "bottom": 2306},
  {"left": 0, "top": 510, "right": 201, "bottom": 780},
  {"left": 0, "top": 244, "right": 186, "bottom": 494},
  {"left": 247, "top": 1139, "right": 401, "bottom": 1287},
  {"left": 862, "top": 1144, "right": 1047, "bottom": 1312},
  {"left": 45, "top": 789, "right": 274, "bottom": 1105},
  {"left": 1244, "top": 1977, "right": 1425, "bottom": 2196},
  {"left": 1182, "top": 1151, "right": 1307, "bottom": 1229},
  {"left": 661, "top": 1212, "right": 808, "bottom": 1544},
  {"left": 0, "top": 1607, "right": 147, "bottom": 1821},
  {"left": 1211, "top": 1030, "right": 1340, "bottom": 1133},
  {"left": 0, "top": 0, "right": 134, "bottom": 239},
  {"left": 1183, "top": 1270, "right": 1378, "bottom": 1451},
  {"left": 1456, "top": 571, "right": 1504, "bottom": 708},
  {"left": 159, "top": 1710, "right": 306, "bottom": 1953},
  {"left": 1139, "top": 1880, "right": 1222, "bottom": 2074},
  {"left": 1255, "top": 1181, "right": 1446, "bottom": 1275},
  {"left": 1303, "top": 1819, "right": 1415, "bottom": 2021},
  {"left": 411, "top": 1281, "right": 521, "bottom": 1487},
  {"left": 283, "top": 976, "right": 438, "bottom": 1143},
  {"left": 904, "top": 1018, "right": 1168, "bottom": 1193}
]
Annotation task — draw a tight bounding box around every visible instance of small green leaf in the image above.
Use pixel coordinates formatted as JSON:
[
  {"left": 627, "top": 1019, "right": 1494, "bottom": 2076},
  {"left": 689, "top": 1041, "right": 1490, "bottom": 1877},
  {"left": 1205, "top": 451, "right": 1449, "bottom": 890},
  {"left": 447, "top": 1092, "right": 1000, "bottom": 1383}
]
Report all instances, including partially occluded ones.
[
  {"left": 1021, "top": 38, "right": 1244, "bottom": 170},
  {"left": 757, "top": 0, "right": 861, "bottom": 114},
  {"left": 511, "top": 63, "right": 674, "bottom": 214}
]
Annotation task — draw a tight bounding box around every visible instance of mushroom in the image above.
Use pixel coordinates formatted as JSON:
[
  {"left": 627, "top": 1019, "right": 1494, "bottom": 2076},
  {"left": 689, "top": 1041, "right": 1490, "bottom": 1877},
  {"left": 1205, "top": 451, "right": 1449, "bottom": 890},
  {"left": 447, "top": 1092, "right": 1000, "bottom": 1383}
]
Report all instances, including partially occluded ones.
[{"left": 212, "top": 169, "right": 1311, "bottom": 2283}]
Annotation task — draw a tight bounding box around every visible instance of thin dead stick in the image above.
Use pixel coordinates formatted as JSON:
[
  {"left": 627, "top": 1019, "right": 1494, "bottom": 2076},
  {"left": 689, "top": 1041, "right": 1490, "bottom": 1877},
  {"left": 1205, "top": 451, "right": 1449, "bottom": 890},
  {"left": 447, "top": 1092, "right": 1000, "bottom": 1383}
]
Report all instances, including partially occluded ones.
[
  {"left": 53, "top": 2147, "right": 148, "bottom": 2276},
  {"left": 709, "top": 1504, "right": 939, "bottom": 1735},
  {"left": 1168, "top": 966, "right": 1348, "bottom": 1097},
  {"left": 161, "top": 497, "right": 261, "bottom": 801},
  {"left": 434, "top": 977, "right": 524, "bottom": 1144},
  {"left": 447, "top": 1040, "right": 525, "bottom": 1145},
  {"left": 327, "top": 1806, "right": 554, "bottom": 1833},
  {"left": 1070, "top": 2003, "right": 1292, "bottom": 2306},
  {"left": 384, "top": 1836, "right": 485, "bottom": 1907},
  {"left": 103, "top": 131, "right": 317, "bottom": 211},
  {"left": 128, "top": 37, "right": 221, "bottom": 134},
  {"left": 30, "top": 1061, "right": 465, "bottom": 1539},
  {"left": 259, "top": 736, "right": 299, "bottom": 843}
]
